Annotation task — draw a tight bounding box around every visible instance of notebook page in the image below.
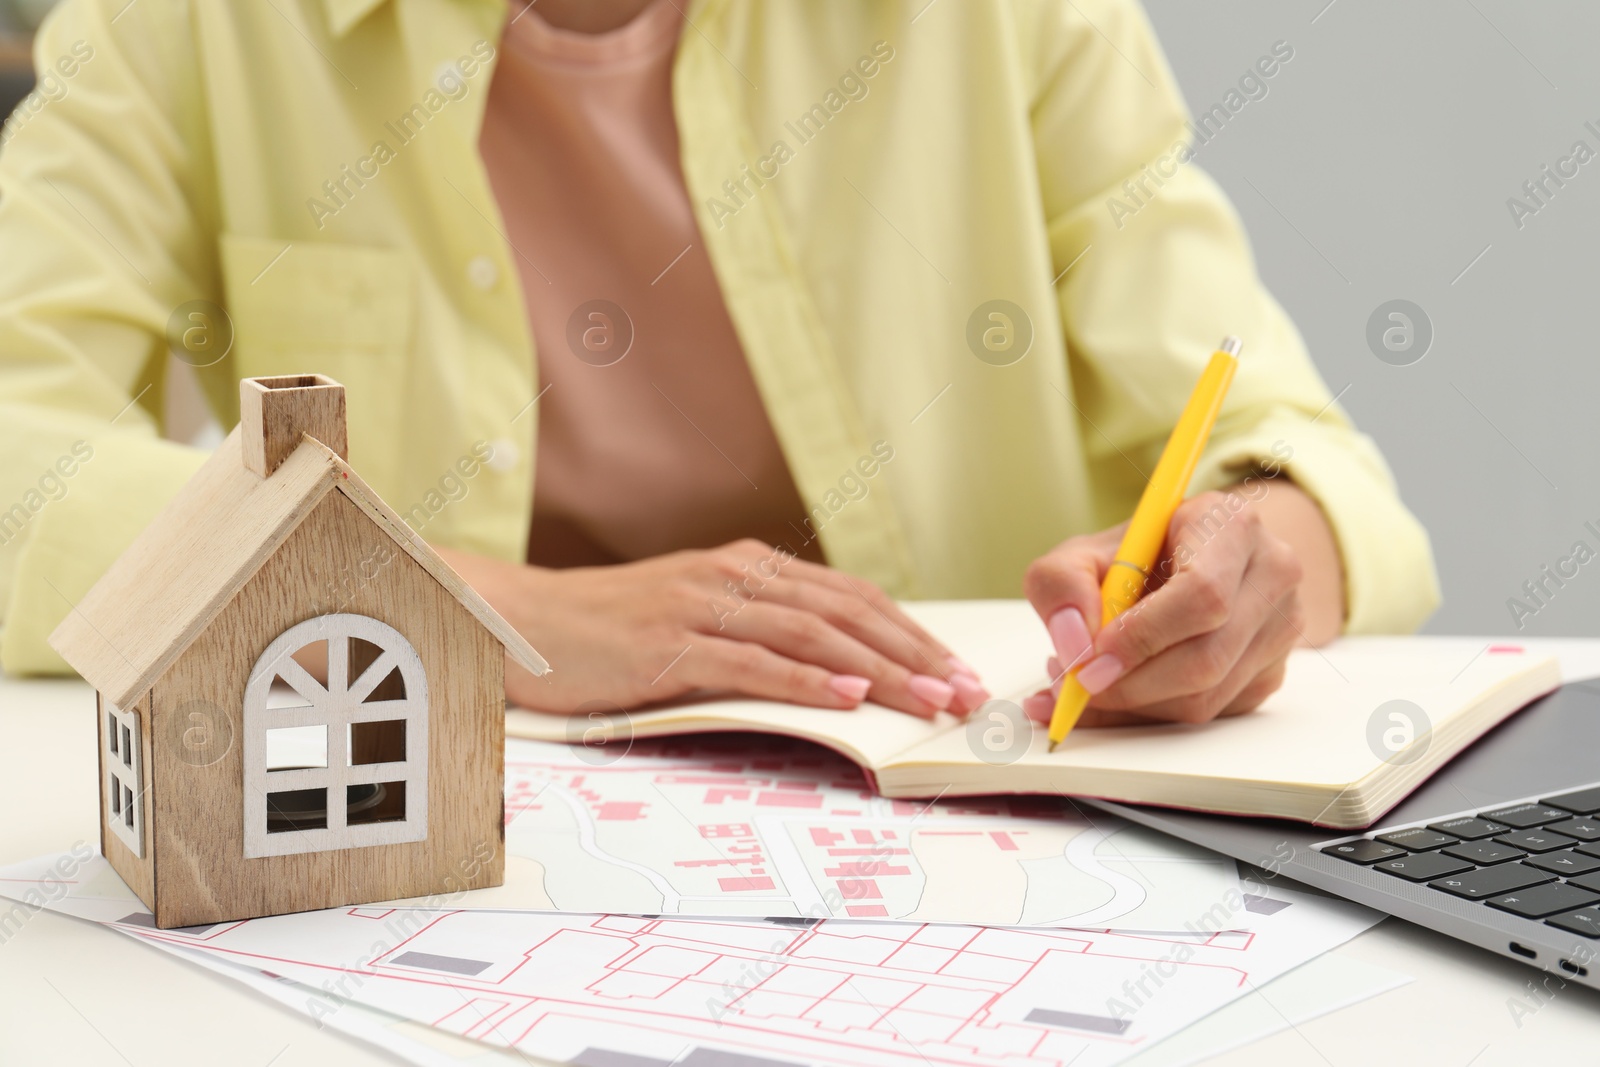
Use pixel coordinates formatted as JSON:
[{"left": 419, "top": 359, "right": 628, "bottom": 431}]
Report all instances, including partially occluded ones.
[{"left": 885, "top": 638, "right": 1556, "bottom": 792}]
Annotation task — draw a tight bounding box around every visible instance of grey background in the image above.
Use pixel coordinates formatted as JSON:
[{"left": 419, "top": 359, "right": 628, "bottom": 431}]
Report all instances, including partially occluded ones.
[{"left": 1142, "top": 0, "right": 1598, "bottom": 637}]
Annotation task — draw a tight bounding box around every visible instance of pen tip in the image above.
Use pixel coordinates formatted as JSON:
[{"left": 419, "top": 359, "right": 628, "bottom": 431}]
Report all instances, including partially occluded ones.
[{"left": 1047, "top": 740, "right": 1059, "bottom": 754}]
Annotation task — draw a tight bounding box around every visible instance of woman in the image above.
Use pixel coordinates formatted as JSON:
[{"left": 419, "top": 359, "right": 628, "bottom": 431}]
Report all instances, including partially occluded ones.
[{"left": 0, "top": 0, "right": 1437, "bottom": 723}]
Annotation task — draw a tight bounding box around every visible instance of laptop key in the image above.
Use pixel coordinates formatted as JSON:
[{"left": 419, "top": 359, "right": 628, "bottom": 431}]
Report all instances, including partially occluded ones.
[
  {"left": 1375, "top": 828, "right": 1459, "bottom": 851},
  {"left": 1547, "top": 817, "right": 1600, "bottom": 842},
  {"left": 1489, "top": 881, "right": 1600, "bottom": 919},
  {"left": 1443, "top": 840, "right": 1527, "bottom": 866},
  {"left": 1374, "top": 852, "right": 1474, "bottom": 882},
  {"left": 1562, "top": 871, "right": 1600, "bottom": 895},
  {"left": 1524, "top": 850, "right": 1600, "bottom": 876},
  {"left": 1495, "top": 829, "right": 1578, "bottom": 854},
  {"left": 1428, "top": 817, "right": 1509, "bottom": 841},
  {"left": 1547, "top": 907, "right": 1600, "bottom": 939},
  {"left": 1430, "top": 863, "right": 1553, "bottom": 900},
  {"left": 1322, "top": 839, "right": 1406, "bottom": 864},
  {"left": 1484, "top": 804, "right": 1574, "bottom": 829},
  {"left": 1542, "top": 786, "right": 1600, "bottom": 815}
]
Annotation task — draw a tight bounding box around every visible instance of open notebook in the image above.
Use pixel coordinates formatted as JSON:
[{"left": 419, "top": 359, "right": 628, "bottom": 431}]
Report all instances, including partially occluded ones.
[{"left": 506, "top": 601, "right": 1562, "bottom": 829}]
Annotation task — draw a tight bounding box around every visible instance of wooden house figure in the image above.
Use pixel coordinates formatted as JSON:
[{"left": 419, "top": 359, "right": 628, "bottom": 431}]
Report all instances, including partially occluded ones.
[{"left": 49, "top": 375, "right": 548, "bottom": 929}]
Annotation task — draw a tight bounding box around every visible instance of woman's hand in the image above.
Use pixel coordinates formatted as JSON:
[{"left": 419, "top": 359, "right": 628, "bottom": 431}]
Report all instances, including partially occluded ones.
[
  {"left": 1019, "top": 485, "right": 1329, "bottom": 728},
  {"left": 438, "top": 539, "right": 989, "bottom": 718}
]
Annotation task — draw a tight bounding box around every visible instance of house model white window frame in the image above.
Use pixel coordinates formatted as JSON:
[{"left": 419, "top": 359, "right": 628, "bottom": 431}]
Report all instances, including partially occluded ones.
[
  {"left": 104, "top": 701, "right": 144, "bottom": 858},
  {"left": 242, "top": 613, "right": 429, "bottom": 859}
]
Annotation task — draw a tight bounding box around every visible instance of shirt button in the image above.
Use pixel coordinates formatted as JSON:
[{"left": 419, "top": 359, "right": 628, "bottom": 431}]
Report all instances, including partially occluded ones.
[
  {"left": 466, "top": 255, "right": 498, "bottom": 291},
  {"left": 486, "top": 438, "right": 520, "bottom": 472}
]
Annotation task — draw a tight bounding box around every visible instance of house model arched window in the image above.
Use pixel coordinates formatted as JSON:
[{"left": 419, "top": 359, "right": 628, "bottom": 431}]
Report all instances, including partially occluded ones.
[
  {"left": 49, "top": 375, "right": 549, "bottom": 929},
  {"left": 242, "top": 613, "right": 431, "bottom": 858}
]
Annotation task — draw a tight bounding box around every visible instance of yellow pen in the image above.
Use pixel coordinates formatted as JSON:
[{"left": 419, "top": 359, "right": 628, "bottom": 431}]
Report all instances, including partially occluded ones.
[{"left": 1047, "top": 336, "right": 1243, "bottom": 752}]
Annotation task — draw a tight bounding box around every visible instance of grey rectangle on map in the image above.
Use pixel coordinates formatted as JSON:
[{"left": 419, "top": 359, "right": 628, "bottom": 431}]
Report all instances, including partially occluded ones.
[
  {"left": 1242, "top": 894, "right": 1293, "bottom": 916},
  {"left": 680, "top": 1048, "right": 807, "bottom": 1067},
  {"left": 389, "top": 950, "right": 492, "bottom": 976},
  {"left": 573, "top": 1050, "right": 674, "bottom": 1067},
  {"left": 1025, "top": 1007, "right": 1132, "bottom": 1034},
  {"left": 115, "top": 913, "right": 216, "bottom": 936}
]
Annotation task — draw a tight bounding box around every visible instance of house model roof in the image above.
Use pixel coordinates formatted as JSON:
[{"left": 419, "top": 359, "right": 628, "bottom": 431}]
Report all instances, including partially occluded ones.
[{"left": 50, "top": 378, "right": 549, "bottom": 710}]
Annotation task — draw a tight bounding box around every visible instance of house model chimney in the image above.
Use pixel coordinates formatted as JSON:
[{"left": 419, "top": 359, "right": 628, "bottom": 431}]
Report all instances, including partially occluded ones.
[{"left": 239, "top": 375, "right": 349, "bottom": 477}]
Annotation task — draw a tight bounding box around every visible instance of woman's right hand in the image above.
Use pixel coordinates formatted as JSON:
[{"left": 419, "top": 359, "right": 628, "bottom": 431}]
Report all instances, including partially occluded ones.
[{"left": 437, "top": 539, "right": 989, "bottom": 719}]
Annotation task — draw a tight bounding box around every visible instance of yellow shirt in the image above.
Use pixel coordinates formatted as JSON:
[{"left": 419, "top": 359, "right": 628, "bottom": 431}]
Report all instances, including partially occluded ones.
[{"left": 0, "top": 0, "right": 1439, "bottom": 676}]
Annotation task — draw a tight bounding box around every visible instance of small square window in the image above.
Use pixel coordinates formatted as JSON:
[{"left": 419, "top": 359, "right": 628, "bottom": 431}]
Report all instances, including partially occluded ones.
[
  {"left": 348, "top": 781, "right": 406, "bottom": 826},
  {"left": 120, "top": 724, "right": 132, "bottom": 767},
  {"left": 266, "top": 725, "right": 328, "bottom": 770},
  {"left": 266, "top": 788, "right": 329, "bottom": 833},
  {"left": 349, "top": 720, "right": 405, "bottom": 765},
  {"left": 108, "top": 713, "right": 118, "bottom": 757},
  {"left": 123, "top": 786, "right": 134, "bottom": 827}
]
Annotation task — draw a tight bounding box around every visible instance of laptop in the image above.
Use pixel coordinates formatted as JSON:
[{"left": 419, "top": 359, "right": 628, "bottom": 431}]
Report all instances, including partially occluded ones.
[{"left": 1086, "top": 678, "right": 1600, "bottom": 989}]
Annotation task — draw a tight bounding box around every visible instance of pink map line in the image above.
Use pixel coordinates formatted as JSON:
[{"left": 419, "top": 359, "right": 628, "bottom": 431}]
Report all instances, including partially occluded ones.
[{"left": 124, "top": 912, "right": 1264, "bottom": 1067}]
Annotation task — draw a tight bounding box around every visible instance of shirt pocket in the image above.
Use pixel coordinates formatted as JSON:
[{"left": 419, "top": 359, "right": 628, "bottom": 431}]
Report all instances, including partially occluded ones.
[{"left": 218, "top": 234, "right": 414, "bottom": 378}]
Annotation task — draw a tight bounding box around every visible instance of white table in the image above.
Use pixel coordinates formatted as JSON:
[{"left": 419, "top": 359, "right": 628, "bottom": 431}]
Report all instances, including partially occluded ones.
[{"left": 6, "top": 642, "right": 1600, "bottom": 1066}]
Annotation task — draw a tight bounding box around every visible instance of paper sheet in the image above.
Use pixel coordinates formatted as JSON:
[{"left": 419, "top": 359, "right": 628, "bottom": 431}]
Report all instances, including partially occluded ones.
[
  {"left": 138, "top": 932, "right": 1409, "bottom": 1067},
  {"left": 488, "top": 735, "right": 1259, "bottom": 929},
  {"left": 2, "top": 851, "right": 1384, "bottom": 1067},
  {"left": 1119, "top": 952, "right": 1410, "bottom": 1067}
]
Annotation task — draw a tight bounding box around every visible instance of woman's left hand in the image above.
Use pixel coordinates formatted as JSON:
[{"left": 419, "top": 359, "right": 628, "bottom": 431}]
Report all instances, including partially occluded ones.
[{"left": 1019, "top": 489, "right": 1308, "bottom": 727}]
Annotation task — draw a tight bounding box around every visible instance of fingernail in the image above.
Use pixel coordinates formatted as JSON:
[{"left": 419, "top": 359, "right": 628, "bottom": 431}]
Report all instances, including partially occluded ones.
[
  {"left": 1076, "top": 655, "right": 1124, "bottom": 695},
  {"left": 907, "top": 674, "right": 956, "bottom": 711},
  {"left": 1048, "top": 608, "right": 1093, "bottom": 667},
  {"left": 828, "top": 674, "right": 872, "bottom": 702},
  {"left": 1023, "top": 693, "right": 1055, "bottom": 723},
  {"left": 949, "top": 672, "right": 990, "bottom": 709},
  {"left": 1047, "top": 655, "right": 1063, "bottom": 678}
]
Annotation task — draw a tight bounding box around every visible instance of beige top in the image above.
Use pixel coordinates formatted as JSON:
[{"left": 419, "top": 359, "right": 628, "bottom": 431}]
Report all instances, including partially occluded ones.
[{"left": 479, "top": 0, "right": 819, "bottom": 567}]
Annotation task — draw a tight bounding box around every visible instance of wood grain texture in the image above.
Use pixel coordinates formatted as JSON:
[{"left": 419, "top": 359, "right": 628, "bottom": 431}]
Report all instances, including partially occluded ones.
[
  {"left": 239, "top": 375, "right": 348, "bottom": 477},
  {"left": 99, "top": 692, "right": 156, "bottom": 911},
  {"left": 50, "top": 432, "right": 545, "bottom": 711},
  {"left": 49, "top": 429, "right": 339, "bottom": 710},
  {"left": 331, "top": 451, "right": 549, "bottom": 679},
  {"left": 148, "top": 489, "right": 504, "bottom": 928}
]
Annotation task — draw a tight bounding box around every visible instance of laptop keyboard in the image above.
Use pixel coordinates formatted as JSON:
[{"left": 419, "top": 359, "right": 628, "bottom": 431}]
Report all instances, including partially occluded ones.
[{"left": 1318, "top": 784, "right": 1600, "bottom": 938}]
